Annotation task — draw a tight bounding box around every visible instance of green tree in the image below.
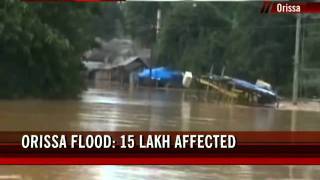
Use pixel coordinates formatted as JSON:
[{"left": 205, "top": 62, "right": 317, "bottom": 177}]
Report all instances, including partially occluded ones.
[
  {"left": 155, "top": 2, "right": 297, "bottom": 95},
  {"left": 0, "top": 1, "right": 122, "bottom": 98},
  {"left": 124, "top": 2, "right": 160, "bottom": 48}
]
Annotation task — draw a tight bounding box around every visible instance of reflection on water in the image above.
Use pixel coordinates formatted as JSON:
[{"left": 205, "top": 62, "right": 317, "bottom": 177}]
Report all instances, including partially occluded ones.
[
  {"left": 1, "top": 88, "right": 319, "bottom": 131},
  {"left": 0, "top": 87, "right": 320, "bottom": 179},
  {"left": 1, "top": 165, "right": 320, "bottom": 180}
]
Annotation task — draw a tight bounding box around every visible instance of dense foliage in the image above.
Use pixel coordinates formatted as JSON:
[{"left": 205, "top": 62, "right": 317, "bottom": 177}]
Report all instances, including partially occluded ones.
[
  {"left": 0, "top": 1, "right": 122, "bottom": 98},
  {"left": 124, "top": 2, "right": 320, "bottom": 96},
  {"left": 155, "top": 2, "right": 297, "bottom": 95},
  {"left": 1, "top": 1, "right": 319, "bottom": 98},
  {"left": 124, "top": 2, "right": 159, "bottom": 47}
]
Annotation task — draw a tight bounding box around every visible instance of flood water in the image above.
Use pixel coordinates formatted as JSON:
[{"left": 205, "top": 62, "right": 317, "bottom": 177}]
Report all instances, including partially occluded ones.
[{"left": 0, "top": 87, "right": 320, "bottom": 179}]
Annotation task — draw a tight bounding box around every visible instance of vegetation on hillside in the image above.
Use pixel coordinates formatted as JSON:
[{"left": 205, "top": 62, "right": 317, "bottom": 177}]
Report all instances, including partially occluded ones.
[
  {"left": 0, "top": 1, "right": 122, "bottom": 98},
  {"left": 124, "top": 2, "right": 320, "bottom": 97},
  {"left": 0, "top": 1, "right": 319, "bottom": 98}
]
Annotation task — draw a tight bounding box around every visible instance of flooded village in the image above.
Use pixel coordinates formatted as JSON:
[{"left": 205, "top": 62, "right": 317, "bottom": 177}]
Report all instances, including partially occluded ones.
[
  {"left": 1, "top": 38, "right": 319, "bottom": 179},
  {"left": 1, "top": 1, "right": 320, "bottom": 179}
]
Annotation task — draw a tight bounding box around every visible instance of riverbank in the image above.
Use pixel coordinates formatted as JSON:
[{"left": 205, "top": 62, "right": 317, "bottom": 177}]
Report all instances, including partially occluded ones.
[{"left": 279, "top": 100, "right": 320, "bottom": 112}]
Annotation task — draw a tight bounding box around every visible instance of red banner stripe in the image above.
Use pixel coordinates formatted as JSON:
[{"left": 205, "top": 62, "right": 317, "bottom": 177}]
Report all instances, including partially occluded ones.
[{"left": 1, "top": 157, "right": 320, "bottom": 165}]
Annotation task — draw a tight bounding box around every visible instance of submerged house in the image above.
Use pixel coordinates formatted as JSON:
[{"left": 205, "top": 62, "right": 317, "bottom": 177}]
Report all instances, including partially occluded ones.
[
  {"left": 83, "top": 38, "right": 150, "bottom": 86},
  {"left": 95, "top": 56, "right": 149, "bottom": 85}
]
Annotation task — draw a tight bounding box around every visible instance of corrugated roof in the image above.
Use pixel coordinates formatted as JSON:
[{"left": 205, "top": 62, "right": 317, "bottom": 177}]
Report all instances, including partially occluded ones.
[{"left": 103, "top": 56, "right": 149, "bottom": 71}]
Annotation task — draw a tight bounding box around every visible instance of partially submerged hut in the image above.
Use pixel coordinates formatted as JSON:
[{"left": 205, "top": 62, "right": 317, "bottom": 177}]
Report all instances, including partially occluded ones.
[
  {"left": 95, "top": 56, "right": 149, "bottom": 86},
  {"left": 83, "top": 38, "right": 150, "bottom": 86}
]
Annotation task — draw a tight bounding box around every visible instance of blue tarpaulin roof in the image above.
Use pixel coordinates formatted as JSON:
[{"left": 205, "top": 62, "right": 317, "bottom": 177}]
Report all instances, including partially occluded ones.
[{"left": 138, "top": 67, "right": 182, "bottom": 81}]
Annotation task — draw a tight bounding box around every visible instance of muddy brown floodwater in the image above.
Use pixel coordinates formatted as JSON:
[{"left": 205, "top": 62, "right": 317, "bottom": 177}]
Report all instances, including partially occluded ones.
[{"left": 0, "top": 88, "right": 320, "bottom": 179}]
